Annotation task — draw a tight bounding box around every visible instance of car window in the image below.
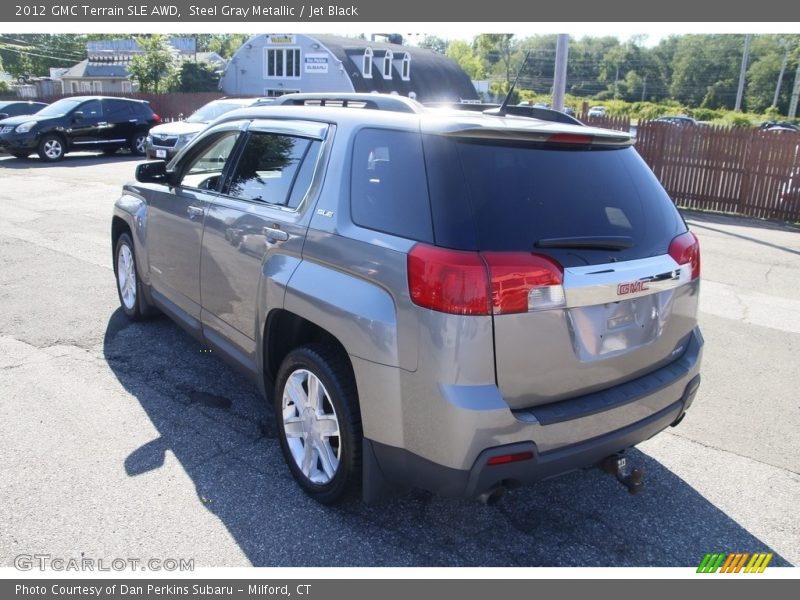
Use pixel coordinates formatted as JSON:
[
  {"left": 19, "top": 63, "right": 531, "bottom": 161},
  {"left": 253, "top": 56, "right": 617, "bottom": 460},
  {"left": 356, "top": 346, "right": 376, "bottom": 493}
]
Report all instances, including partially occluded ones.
[
  {"left": 350, "top": 128, "right": 433, "bottom": 243},
  {"left": 225, "top": 131, "right": 316, "bottom": 206},
  {"left": 78, "top": 100, "right": 102, "bottom": 119},
  {"left": 103, "top": 99, "right": 134, "bottom": 120},
  {"left": 179, "top": 132, "right": 240, "bottom": 191},
  {"left": 422, "top": 136, "right": 685, "bottom": 266}
]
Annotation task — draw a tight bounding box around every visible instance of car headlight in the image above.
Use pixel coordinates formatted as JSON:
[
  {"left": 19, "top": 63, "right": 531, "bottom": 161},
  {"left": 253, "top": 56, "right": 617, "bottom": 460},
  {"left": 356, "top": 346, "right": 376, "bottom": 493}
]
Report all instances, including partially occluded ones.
[
  {"left": 176, "top": 133, "right": 197, "bottom": 147},
  {"left": 146, "top": 135, "right": 153, "bottom": 144},
  {"left": 15, "top": 121, "right": 36, "bottom": 134}
]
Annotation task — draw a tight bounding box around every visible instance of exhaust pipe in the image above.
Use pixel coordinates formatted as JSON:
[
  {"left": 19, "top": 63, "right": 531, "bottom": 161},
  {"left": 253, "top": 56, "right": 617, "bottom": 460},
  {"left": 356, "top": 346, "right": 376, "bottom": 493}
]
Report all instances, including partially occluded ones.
[{"left": 477, "top": 486, "right": 507, "bottom": 505}]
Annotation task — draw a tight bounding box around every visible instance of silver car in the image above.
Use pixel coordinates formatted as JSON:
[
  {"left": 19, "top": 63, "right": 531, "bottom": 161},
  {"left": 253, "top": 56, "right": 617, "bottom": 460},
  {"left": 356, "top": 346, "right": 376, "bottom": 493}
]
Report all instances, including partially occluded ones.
[
  {"left": 113, "top": 93, "right": 703, "bottom": 504},
  {"left": 145, "top": 97, "right": 269, "bottom": 160}
]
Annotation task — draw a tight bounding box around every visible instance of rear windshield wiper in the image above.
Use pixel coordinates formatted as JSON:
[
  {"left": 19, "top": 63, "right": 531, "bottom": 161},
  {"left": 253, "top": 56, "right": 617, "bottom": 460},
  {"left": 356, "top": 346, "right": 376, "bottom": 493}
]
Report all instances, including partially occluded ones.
[{"left": 534, "top": 236, "right": 633, "bottom": 250}]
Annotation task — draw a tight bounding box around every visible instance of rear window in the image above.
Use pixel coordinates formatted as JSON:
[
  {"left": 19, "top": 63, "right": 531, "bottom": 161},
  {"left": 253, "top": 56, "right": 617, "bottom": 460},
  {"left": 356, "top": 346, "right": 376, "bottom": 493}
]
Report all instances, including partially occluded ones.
[{"left": 422, "top": 136, "right": 685, "bottom": 266}]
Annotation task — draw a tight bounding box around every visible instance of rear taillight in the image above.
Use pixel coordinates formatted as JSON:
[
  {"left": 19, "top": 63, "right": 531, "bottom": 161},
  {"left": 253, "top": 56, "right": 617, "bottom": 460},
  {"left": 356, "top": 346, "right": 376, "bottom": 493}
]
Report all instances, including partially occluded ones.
[
  {"left": 407, "top": 244, "right": 565, "bottom": 316},
  {"left": 483, "top": 252, "right": 564, "bottom": 314},
  {"left": 407, "top": 245, "right": 490, "bottom": 315},
  {"left": 668, "top": 231, "right": 701, "bottom": 280},
  {"left": 152, "top": 113, "right": 161, "bottom": 123}
]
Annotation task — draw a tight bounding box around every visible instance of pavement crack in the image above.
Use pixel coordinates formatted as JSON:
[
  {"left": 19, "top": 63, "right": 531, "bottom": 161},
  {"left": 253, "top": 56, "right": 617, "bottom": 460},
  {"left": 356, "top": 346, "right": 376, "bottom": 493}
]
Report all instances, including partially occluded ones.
[{"left": 663, "top": 431, "right": 800, "bottom": 477}]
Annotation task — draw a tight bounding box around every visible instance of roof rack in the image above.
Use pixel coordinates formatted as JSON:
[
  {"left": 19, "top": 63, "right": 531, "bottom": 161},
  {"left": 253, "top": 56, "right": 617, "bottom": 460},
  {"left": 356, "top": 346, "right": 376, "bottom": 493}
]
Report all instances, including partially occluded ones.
[{"left": 270, "top": 93, "right": 424, "bottom": 114}]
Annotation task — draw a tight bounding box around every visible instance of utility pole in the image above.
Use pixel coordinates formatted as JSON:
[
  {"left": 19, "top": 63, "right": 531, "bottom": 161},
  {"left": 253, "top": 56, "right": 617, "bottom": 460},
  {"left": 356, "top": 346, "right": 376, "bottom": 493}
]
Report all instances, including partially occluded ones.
[
  {"left": 641, "top": 75, "right": 647, "bottom": 102},
  {"left": 552, "top": 34, "right": 569, "bottom": 111},
  {"left": 789, "top": 59, "right": 800, "bottom": 118},
  {"left": 772, "top": 44, "right": 789, "bottom": 109},
  {"left": 734, "top": 34, "right": 752, "bottom": 112}
]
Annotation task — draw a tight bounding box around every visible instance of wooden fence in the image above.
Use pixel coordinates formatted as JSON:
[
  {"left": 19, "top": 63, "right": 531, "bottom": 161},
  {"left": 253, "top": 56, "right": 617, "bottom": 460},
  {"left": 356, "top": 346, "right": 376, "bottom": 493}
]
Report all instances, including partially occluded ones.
[{"left": 635, "top": 121, "right": 800, "bottom": 222}]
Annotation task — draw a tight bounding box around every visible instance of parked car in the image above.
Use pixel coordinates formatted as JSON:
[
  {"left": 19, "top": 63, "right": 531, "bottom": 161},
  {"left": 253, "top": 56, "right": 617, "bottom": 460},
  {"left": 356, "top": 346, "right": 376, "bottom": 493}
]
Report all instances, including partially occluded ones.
[
  {"left": 0, "top": 100, "right": 47, "bottom": 120},
  {"left": 145, "top": 97, "right": 269, "bottom": 160},
  {"left": 0, "top": 96, "right": 159, "bottom": 161},
  {"left": 759, "top": 120, "right": 799, "bottom": 132},
  {"left": 653, "top": 115, "right": 698, "bottom": 126},
  {"left": 587, "top": 105, "right": 607, "bottom": 117},
  {"left": 112, "top": 93, "right": 703, "bottom": 505}
]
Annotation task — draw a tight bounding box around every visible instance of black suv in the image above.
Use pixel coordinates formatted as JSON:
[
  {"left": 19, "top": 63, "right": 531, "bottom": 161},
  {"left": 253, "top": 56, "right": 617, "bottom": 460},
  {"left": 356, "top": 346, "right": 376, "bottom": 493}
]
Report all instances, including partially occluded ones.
[
  {"left": 0, "top": 96, "right": 159, "bottom": 161},
  {"left": 0, "top": 100, "right": 47, "bottom": 120}
]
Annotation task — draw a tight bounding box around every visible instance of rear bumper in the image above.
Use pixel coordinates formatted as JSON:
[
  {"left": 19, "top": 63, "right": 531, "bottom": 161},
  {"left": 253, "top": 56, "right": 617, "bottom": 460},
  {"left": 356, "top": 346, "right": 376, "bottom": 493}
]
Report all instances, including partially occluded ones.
[{"left": 362, "top": 327, "right": 703, "bottom": 501}]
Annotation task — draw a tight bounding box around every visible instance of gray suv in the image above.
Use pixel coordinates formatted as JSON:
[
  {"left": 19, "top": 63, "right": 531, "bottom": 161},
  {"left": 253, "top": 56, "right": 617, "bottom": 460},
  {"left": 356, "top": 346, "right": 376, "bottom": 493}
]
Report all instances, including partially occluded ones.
[{"left": 112, "top": 93, "right": 703, "bottom": 504}]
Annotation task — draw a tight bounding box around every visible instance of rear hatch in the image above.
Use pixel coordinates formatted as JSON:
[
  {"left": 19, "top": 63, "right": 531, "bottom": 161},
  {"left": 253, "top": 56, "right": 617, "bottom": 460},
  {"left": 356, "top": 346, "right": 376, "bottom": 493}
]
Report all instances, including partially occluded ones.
[{"left": 420, "top": 131, "right": 700, "bottom": 409}]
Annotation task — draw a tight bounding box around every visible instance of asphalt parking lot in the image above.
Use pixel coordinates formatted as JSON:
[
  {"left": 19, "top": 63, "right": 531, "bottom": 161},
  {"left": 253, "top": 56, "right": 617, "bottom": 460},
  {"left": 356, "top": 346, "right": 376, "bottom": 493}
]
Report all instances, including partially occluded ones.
[{"left": 0, "top": 152, "right": 798, "bottom": 568}]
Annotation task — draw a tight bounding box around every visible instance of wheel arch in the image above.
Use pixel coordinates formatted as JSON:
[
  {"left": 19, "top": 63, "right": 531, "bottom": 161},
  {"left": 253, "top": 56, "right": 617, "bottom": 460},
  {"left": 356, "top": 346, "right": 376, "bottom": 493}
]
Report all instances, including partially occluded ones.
[{"left": 263, "top": 309, "right": 354, "bottom": 386}]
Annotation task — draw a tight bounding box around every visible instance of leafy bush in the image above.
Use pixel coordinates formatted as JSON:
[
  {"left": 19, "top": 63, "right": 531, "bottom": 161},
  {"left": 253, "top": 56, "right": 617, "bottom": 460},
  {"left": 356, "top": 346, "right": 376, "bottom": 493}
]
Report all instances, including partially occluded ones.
[{"left": 688, "top": 107, "right": 725, "bottom": 121}]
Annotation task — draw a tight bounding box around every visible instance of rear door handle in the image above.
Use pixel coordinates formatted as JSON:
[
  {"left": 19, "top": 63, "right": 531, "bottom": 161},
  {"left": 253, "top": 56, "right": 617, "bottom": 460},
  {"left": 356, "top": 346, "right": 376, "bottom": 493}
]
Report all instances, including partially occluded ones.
[
  {"left": 187, "top": 205, "right": 204, "bottom": 219},
  {"left": 263, "top": 226, "right": 289, "bottom": 242}
]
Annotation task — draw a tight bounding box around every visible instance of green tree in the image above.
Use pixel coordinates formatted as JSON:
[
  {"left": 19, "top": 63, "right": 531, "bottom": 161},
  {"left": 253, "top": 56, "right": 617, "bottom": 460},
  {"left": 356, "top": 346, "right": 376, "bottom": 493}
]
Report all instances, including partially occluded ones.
[
  {"left": 175, "top": 61, "right": 220, "bottom": 93},
  {"left": 128, "top": 35, "right": 179, "bottom": 93},
  {"left": 474, "top": 34, "right": 518, "bottom": 87},
  {"left": 418, "top": 35, "right": 447, "bottom": 55},
  {"left": 206, "top": 34, "right": 249, "bottom": 59},
  {"left": 745, "top": 35, "right": 800, "bottom": 114},
  {"left": 446, "top": 40, "right": 484, "bottom": 79},
  {"left": 670, "top": 34, "right": 745, "bottom": 109}
]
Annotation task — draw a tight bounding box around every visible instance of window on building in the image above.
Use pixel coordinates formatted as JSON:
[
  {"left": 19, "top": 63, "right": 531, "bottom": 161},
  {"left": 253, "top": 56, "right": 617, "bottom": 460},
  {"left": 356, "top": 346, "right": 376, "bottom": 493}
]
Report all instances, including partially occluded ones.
[
  {"left": 266, "top": 48, "right": 301, "bottom": 79},
  {"left": 121, "top": 81, "right": 132, "bottom": 93},
  {"left": 70, "top": 81, "right": 79, "bottom": 93},
  {"left": 382, "top": 50, "right": 393, "bottom": 79},
  {"left": 401, "top": 53, "right": 411, "bottom": 81},
  {"left": 80, "top": 81, "right": 91, "bottom": 93},
  {"left": 264, "top": 88, "right": 300, "bottom": 98},
  {"left": 91, "top": 81, "right": 102, "bottom": 93},
  {"left": 362, "top": 48, "right": 373, "bottom": 79}
]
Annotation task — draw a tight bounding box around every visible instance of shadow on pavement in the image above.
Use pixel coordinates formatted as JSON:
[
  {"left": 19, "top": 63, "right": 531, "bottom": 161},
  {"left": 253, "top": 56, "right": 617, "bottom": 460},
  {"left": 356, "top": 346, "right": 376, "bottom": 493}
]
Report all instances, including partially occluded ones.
[
  {"left": 103, "top": 308, "right": 792, "bottom": 567},
  {"left": 0, "top": 152, "right": 142, "bottom": 169}
]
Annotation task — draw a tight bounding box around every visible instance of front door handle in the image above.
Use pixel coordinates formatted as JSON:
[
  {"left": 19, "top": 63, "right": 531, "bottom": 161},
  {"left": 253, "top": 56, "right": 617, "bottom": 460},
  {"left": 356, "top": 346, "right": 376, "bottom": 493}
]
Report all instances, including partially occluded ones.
[
  {"left": 187, "top": 205, "right": 204, "bottom": 219},
  {"left": 263, "top": 226, "right": 289, "bottom": 242}
]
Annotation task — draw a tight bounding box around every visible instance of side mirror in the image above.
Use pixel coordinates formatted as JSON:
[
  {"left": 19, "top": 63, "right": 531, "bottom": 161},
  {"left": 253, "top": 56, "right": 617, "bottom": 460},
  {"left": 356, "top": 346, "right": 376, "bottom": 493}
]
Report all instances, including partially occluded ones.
[
  {"left": 0, "top": 113, "right": 8, "bottom": 120},
  {"left": 135, "top": 161, "right": 173, "bottom": 185},
  {"left": 72, "top": 110, "right": 84, "bottom": 122}
]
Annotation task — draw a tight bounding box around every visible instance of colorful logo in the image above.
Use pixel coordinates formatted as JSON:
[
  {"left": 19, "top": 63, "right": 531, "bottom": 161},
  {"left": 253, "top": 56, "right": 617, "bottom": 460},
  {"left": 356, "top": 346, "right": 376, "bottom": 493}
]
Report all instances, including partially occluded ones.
[{"left": 697, "top": 552, "right": 773, "bottom": 573}]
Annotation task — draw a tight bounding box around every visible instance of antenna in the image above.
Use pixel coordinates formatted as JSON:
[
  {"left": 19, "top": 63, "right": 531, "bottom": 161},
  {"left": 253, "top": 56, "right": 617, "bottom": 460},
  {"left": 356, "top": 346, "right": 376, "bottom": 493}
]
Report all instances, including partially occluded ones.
[{"left": 496, "top": 50, "right": 531, "bottom": 116}]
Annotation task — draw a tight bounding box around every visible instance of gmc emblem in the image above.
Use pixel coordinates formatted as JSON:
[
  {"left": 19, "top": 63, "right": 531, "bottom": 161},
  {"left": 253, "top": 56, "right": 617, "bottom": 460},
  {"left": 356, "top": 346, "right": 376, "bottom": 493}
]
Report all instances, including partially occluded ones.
[{"left": 617, "top": 281, "right": 649, "bottom": 295}]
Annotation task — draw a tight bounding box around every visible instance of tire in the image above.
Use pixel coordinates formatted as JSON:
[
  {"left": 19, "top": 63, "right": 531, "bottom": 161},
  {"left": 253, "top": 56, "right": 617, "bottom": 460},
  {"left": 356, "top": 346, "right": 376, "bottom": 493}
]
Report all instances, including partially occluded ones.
[
  {"left": 129, "top": 132, "right": 147, "bottom": 156},
  {"left": 274, "top": 344, "right": 362, "bottom": 504},
  {"left": 37, "top": 135, "right": 65, "bottom": 161},
  {"left": 114, "top": 232, "right": 154, "bottom": 320}
]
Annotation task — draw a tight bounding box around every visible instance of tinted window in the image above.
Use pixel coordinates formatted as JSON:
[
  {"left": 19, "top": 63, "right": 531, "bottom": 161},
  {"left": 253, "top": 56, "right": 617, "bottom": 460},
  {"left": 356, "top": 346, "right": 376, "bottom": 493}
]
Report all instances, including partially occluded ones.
[
  {"left": 226, "top": 132, "right": 316, "bottom": 206},
  {"left": 180, "top": 132, "right": 240, "bottom": 191},
  {"left": 78, "top": 100, "right": 102, "bottom": 119},
  {"left": 422, "top": 136, "right": 685, "bottom": 266},
  {"left": 350, "top": 129, "right": 433, "bottom": 242},
  {"left": 104, "top": 99, "right": 134, "bottom": 120},
  {"left": 288, "top": 140, "right": 321, "bottom": 208}
]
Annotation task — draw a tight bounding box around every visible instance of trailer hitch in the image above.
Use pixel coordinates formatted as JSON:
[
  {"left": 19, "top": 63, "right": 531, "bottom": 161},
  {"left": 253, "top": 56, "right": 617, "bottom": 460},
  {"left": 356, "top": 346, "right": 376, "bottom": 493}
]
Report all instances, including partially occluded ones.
[{"left": 599, "top": 454, "right": 644, "bottom": 495}]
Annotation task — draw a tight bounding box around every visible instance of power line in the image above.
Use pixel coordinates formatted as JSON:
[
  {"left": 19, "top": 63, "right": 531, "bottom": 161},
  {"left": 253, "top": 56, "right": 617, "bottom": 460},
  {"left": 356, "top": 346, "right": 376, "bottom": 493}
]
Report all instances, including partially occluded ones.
[{"left": 0, "top": 44, "right": 83, "bottom": 64}]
